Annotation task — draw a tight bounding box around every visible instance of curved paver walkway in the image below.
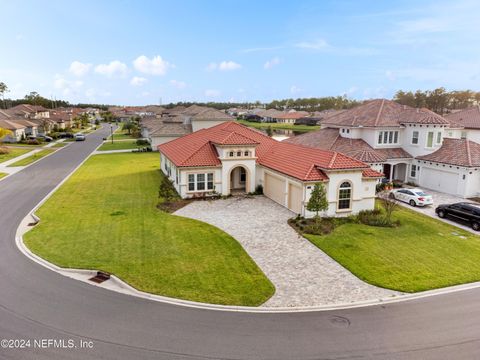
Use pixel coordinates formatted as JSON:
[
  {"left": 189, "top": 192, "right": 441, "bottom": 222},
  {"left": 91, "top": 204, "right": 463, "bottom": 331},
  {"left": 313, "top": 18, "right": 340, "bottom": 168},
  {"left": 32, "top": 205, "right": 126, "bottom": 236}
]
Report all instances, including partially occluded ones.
[{"left": 175, "top": 196, "right": 401, "bottom": 307}]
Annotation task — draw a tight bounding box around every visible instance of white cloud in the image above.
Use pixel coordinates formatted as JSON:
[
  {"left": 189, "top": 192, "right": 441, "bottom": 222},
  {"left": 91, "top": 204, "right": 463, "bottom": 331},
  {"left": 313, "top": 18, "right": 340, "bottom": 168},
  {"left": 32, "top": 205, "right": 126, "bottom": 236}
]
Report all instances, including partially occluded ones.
[
  {"left": 133, "top": 55, "right": 173, "bottom": 75},
  {"left": 53, "top": 74, "right": 83, "bottom": 96},
  {"left": 219, "top": 61, "right": 242, "bottom": 71},
  {"left": 85, "top": 88, "right": 111, "bottom": 101},
  {"left": 205, "top": 89, "right": 220, "bottom": 97},
  {"left": 295, "top": 39, "right": 329, "bottom": 50},
  {"left": 130, "top": 76, "right": 147, "bottom": 86},
  {"left": 290, "top": 85, "right": 303, "bottom": 94},
  {"left": 170, "top": 80, "right": 187, "bottom": 89},
  {"left": 206, "top": 61, "right": 242, "bottom": 71},
  {"left": 69, "top": 61, "right": 92, "bottom": 77},
  {"left": 94, "top": 60, "right": 128, "bottom": 77},
  {"left": 264, "top": 57, "right": 281, "bottom": 69}
]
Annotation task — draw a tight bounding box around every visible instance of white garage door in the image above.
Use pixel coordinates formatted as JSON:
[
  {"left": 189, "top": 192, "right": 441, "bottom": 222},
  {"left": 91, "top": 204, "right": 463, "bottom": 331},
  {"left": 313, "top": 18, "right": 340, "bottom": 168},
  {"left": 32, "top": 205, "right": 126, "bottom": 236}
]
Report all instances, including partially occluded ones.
[
  {"left": 264, "top": 173, "right": 286, "bottom": 206},
  {"left": 420, "top": 167, "right": 459, "bottom": 195},
  {"left": 288, "top": 183, "right": 303, "bottom": 214}
]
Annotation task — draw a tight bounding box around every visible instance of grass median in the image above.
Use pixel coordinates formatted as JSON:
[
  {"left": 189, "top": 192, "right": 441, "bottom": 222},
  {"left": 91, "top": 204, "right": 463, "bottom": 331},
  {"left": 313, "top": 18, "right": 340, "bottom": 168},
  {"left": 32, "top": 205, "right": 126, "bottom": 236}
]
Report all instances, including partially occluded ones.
[
  {"left": 0, "top": 148, "right": 32, "bottom": 164},
  {"left": 305, "top": 202, "right": 480, "bottom": 292},
  {"left": 24, "top": 153, "right": 274, "bottom": 306},
  {"left": 7, "top": 149, "right": 55, "bottom": 167}
]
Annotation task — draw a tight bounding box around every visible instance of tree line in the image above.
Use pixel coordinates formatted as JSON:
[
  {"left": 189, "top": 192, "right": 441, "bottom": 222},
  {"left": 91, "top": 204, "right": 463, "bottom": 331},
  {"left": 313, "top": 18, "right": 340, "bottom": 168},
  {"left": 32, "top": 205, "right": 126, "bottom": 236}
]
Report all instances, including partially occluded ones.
[{"left": 393, "top": 88, "right": 480, "bottom": 115}]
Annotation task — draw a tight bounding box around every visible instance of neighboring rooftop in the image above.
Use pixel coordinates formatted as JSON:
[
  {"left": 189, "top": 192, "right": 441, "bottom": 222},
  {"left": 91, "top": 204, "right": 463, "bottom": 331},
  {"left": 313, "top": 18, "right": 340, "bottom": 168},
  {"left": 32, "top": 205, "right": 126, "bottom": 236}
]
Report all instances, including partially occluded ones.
[
  {"left": 417, "top": 138, "right": 480, "bottom": 167},
  {"left": 445, "top": 106, "right": 480, "bottom": 129},
  {"left": 322, "top": 99, "right": 449, "bottom": 128},
  {"left": 284, "top": 127, "right": 412, "bottom": 163}
]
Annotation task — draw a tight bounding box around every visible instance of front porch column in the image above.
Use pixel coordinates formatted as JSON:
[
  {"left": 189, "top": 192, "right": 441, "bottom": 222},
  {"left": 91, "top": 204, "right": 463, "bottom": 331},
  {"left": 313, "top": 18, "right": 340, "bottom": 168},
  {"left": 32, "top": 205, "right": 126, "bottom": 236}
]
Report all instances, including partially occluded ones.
[{"left": 389, "top": 164, "right": 394, "bottom": 182}]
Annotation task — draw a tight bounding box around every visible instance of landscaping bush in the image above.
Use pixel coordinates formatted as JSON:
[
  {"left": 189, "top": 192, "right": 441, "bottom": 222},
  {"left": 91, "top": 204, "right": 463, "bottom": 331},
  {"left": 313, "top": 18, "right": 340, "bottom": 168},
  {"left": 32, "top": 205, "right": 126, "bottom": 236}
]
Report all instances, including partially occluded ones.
[
  {"left": 376, "top": 182, "right": 386, "bottom": 193},
  {"left": 304, "top": 218, "right": 335, "bottom": 235},
  {"left": 254, "top": 184, "right": 263, "bottom": 195},
  {"left": 0, "top": 146, "right": 10, "bottom": 155},
  {"left": 25, "top": 139, "right": 41, "bottom": 145},
  {"left": 357, "top": 208, "right": 400, "bottom": 227},
  {"left": 136, "top": 139, "right": 150, "bottom": 146}
]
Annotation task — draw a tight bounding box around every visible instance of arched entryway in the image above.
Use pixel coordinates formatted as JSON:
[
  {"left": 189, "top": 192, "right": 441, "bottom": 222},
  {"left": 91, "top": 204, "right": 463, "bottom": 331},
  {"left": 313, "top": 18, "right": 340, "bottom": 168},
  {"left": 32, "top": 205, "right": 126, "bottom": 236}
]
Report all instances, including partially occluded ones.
[{"left": 229, "top": 166, "right": 249, "bottom": 194}]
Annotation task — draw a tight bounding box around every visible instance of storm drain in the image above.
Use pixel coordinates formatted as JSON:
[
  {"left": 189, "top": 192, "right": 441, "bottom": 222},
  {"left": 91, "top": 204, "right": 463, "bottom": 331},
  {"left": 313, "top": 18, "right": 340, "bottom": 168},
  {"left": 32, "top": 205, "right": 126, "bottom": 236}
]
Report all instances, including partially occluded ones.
[{"left": 89, "top": 271, "right": 111, "bottom": 284}]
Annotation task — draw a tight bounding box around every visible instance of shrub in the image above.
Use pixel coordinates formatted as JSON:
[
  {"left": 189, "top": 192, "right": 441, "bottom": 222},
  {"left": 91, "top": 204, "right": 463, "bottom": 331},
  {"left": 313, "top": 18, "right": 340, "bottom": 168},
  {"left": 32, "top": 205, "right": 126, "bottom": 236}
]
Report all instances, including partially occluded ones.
[
  {"left": 136, "top": 139, "right": 150, "bottom": 146},
  {"left": 0, "top": 146, "right": 10, "bottom": 155},
  {"left": 25, "top": 139, "right": 40, "bottom": 145},
  {"left": 357, "top": 208, "right": 399, "bottom": 227},
  {"left": 376, "top": 182, "right": 386, "bottom": 193},
  {"left": 158, "top": 177, "right": 179, "bottom": 203},
  {"left": 254, "top": 184, "right": 263, "bottom": 195},
  {"left": 304, "top": 218, "right": 335, "bottom": 235}
]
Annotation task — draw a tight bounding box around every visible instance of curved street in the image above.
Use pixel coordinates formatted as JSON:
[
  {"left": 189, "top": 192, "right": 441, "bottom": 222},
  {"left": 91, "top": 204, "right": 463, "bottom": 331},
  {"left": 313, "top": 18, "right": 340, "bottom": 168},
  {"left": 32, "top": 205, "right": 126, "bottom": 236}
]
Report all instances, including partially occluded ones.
[{"left": 1, "top": 126, "right": 480, "bottom": 360}]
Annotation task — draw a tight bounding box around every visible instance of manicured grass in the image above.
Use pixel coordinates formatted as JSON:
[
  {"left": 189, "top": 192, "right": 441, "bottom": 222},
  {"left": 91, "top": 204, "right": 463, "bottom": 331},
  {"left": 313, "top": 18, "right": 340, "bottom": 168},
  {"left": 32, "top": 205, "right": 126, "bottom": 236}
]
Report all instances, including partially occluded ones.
[
  {"left": 0, "top": 148, "right": 32, "bottom": 164},
  {"left": 108, "top": 131, "right": 138, "bottom": 140},
  {"left": 97, "top": 140, "right": 143, "bottom": 151},
  {"left": 305, "top": 202, "right": 480, "bottom": 292},
  {"left": 24, "top": 153, "right": 274, "bottom": 306},
  {"left": 7, "top": 149, "right": 55, "bottom": 167},
  {"left": 50, "top": 142, "right": 67, "bottom": 148},
  {"left": 0, "top": 172, "right": 7, "bottom": 179},
  {"left": 7, "top": 143, "right": 43, "bottom": 147},
  {"left": 238, "top": 119, "right": 320, "bottom": 132}
]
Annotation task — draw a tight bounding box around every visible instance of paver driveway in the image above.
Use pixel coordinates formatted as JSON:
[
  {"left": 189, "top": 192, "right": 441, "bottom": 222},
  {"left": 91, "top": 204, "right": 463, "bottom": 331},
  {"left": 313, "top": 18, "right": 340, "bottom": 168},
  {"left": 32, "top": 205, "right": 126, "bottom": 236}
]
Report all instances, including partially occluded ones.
[{"left": 175, "top": 196, "right": 400, "bottom": 307}]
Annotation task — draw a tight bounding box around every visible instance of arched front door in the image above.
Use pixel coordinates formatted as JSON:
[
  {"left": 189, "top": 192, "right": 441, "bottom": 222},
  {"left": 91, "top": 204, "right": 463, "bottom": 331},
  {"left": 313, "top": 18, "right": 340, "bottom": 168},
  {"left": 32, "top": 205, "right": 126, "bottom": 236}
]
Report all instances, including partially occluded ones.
[{"left": 229, "top": 166, "right": 248, "bottom": 194}]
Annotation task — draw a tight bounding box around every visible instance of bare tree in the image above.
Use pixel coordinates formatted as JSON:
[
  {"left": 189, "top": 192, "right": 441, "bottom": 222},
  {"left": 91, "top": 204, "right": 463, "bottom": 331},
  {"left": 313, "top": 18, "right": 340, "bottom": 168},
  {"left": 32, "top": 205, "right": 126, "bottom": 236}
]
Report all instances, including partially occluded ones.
[{"left": 378, "top": 190, "right": 398, "bottom": 224}]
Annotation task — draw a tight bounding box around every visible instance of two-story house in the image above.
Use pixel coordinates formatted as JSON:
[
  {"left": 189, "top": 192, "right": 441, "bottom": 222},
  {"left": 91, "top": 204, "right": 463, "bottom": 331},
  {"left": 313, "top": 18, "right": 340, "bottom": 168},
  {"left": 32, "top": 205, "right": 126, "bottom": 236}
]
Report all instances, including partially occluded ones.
[{"left": 286, "top": 99, "right": 480, "bottom": 198}]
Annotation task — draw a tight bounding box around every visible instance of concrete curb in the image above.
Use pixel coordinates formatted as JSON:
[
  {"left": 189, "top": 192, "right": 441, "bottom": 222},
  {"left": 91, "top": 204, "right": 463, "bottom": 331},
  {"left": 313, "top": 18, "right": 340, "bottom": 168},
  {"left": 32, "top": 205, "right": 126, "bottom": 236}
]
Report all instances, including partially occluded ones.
[{"left": 14, "top": 129, "right": 480, "bottom": 313}]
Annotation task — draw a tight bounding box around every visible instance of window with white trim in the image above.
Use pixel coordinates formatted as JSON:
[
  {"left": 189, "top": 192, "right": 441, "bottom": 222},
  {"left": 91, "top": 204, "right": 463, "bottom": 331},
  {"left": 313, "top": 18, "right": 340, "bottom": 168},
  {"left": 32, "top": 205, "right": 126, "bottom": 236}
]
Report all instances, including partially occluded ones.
[
  {"left": 411, "top": 131, "right": 419, "bottom": 144},
  {"left": 410, "top": 164, "right": 418, "bottom": 178},
  {"left": 338, "top": 181, "right": 352, "bottom": 210},
  {"left": 188, "top": 173, "right": 214, "bottom": 192},
  {"left": 426, "top": 131, "right": 434, "bottom": 148},
  {"left": 436, "top": 132, "right": 442, "bottom": 144},
  {"left": 378, "top": 131, "right": 399, "bottom": 145},
  {"left": 240, "top": 168, "right": 246, "bottom": 183}
]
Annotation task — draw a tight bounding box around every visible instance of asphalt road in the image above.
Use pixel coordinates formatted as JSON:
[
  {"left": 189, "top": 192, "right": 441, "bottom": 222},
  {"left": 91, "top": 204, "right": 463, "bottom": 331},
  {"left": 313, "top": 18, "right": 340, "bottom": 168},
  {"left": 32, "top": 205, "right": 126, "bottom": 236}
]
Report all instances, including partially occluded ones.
[{"left": 1, "top": 125, "right": 480, "bottom": 360}]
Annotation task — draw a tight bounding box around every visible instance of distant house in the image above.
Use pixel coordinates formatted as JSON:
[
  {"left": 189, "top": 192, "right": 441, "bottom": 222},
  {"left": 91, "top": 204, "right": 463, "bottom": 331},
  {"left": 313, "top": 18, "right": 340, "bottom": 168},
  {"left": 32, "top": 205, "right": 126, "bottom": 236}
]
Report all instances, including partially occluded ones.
[
  {"left": 140, "top": 105, "right": 234, "bottom": 148},
  {"left": 0, "top": 119, "right": 27, "bottom": 142},
  {"left": 273, "top": 111, "right": 309, "bottom": 124},
  {"left": 158, "top": 121, "right": 382, "bottom": 217}
]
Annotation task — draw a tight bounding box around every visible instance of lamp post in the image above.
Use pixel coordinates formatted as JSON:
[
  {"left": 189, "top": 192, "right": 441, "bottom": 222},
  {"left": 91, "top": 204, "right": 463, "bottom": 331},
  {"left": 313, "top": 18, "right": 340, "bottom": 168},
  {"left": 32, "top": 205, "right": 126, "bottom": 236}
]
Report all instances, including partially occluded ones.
[{"left": 110, "top": 124, "right": 114, "bottom": 144}]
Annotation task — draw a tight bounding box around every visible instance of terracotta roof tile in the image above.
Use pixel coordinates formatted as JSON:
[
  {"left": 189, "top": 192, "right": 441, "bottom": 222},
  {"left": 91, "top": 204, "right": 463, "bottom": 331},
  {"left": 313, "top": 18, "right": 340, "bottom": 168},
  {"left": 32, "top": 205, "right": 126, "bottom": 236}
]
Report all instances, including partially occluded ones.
[
  {"left": 445, "top": 106, "right": 480, "bottom": 129},
  {"left": 417, "top": 138, "right": 480, "bottom": 167}
]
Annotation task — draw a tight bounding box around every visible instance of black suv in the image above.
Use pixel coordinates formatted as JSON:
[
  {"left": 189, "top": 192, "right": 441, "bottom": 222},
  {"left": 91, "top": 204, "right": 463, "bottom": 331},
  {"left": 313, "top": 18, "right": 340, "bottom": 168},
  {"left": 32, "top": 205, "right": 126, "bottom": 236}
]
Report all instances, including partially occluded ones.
[{"left": 435, "top": 202, "right": 480, "bottom": 231}]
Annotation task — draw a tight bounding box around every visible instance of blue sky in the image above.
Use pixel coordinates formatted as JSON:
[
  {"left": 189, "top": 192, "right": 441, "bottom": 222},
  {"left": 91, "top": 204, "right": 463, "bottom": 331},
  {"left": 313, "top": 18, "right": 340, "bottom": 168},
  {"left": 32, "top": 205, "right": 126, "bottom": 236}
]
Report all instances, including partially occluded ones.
[{"left": 1, "top": 0, "right": 479, "bottom": 105}]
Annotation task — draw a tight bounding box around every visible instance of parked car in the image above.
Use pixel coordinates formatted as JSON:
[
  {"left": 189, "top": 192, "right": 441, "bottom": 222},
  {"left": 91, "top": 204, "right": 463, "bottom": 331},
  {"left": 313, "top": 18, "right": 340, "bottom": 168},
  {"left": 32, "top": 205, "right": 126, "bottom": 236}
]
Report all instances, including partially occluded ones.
[
  {"left": 391, "top": 188, "right": 433, "bottom": 207},
  {"left": 436, "top": 202, "right": 480, "bottom": 231},
  {"left": 75, "top": 133, "right": 86, "bottom": 141},
  {"left": 36, "top": 135, "right": 53, "bottom": 142}
]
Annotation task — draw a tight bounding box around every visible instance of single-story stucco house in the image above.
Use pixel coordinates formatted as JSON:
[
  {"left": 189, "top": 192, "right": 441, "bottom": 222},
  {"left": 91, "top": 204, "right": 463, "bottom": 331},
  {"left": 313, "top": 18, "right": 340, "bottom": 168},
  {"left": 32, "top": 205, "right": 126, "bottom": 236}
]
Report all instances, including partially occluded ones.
[{"left": 158, "top": 121, "right": 383, "bottom": 217}]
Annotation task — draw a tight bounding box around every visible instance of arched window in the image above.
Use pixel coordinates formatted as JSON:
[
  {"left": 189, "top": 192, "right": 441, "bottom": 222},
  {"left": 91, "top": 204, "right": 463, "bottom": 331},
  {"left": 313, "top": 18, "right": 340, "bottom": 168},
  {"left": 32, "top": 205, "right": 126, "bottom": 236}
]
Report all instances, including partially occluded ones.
[
  {"left": 229, "top": 151, "right": 234, "bottom": 157},
  {"left": 244, "top": 150, "right": 249, "bottom": 157},
  {"left": 338, "top": 181, "right": 352, "bottom": 210}
]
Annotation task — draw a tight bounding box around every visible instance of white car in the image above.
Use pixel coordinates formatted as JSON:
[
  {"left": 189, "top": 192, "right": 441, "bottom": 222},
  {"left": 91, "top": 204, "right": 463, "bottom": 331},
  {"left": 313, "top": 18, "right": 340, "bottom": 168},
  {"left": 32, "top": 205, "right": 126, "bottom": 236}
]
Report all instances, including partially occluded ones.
[{"left": 391, "top": 188, "right": 434, "bottom": 207}]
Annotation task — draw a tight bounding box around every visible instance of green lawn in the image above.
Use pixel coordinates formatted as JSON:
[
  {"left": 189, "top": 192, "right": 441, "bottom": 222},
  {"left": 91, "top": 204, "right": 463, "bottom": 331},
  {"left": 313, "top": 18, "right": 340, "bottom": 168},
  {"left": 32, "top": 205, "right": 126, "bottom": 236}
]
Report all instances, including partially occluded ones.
[
  {"left": 238, "top": 119, "right": 320, "bottom": 132},
  {"left": 97, "top": 140, "right": 143, "bottom": 151},
  {"left": 305, "top": 203, "right": 480, "bottom": 292},
  {"left": 7, "top": 149, "right": 55, "bottom": 167},
  {"left": 0, "top": 148, "right": 32, "bottom": 164},
  {"left": 24, "top": 153, "right": 274, "bottom": 306},
  {"left": 0, "top": 172, "right": 7, "bottom": 179}
]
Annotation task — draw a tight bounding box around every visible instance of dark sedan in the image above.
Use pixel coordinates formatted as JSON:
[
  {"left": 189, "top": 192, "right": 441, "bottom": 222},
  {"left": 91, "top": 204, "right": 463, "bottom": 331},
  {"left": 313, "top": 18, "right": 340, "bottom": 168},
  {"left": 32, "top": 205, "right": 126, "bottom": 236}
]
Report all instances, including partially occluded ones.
[{"left": 436, "top": 202, "right": 480, "bottom": 231}]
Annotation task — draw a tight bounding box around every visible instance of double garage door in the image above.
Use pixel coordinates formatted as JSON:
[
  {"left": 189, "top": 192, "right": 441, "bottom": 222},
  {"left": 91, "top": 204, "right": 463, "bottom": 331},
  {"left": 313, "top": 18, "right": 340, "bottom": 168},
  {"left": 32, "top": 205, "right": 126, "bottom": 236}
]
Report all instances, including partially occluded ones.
[
  {"left": 264, "top": 173, "right": 303, "bottom": 214},
  {"left": 420, "top": 167, "right": 459, "bottom": 195}
]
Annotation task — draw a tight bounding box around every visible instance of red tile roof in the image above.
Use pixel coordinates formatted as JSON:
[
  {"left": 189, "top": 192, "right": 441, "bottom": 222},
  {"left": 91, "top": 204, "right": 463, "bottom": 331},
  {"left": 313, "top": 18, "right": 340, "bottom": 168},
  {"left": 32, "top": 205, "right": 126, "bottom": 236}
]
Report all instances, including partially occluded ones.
[
  {"left": 417, "top": 138, "right": 480, "bottom": 167},
  {"left": 362, "top": 168, "right": 384, "bottom": 178},
  {"left": 284, "top": 128, "right": 413, "bottom": 162},
  {"left": 445, "top": 106, "right": 480, "bottom": 129},
  {"left": 159, "top": 122, "right": 372, "bottom": 181},
  {"left": 322, "top": 99, "right": 449, "bottom": 127}
]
